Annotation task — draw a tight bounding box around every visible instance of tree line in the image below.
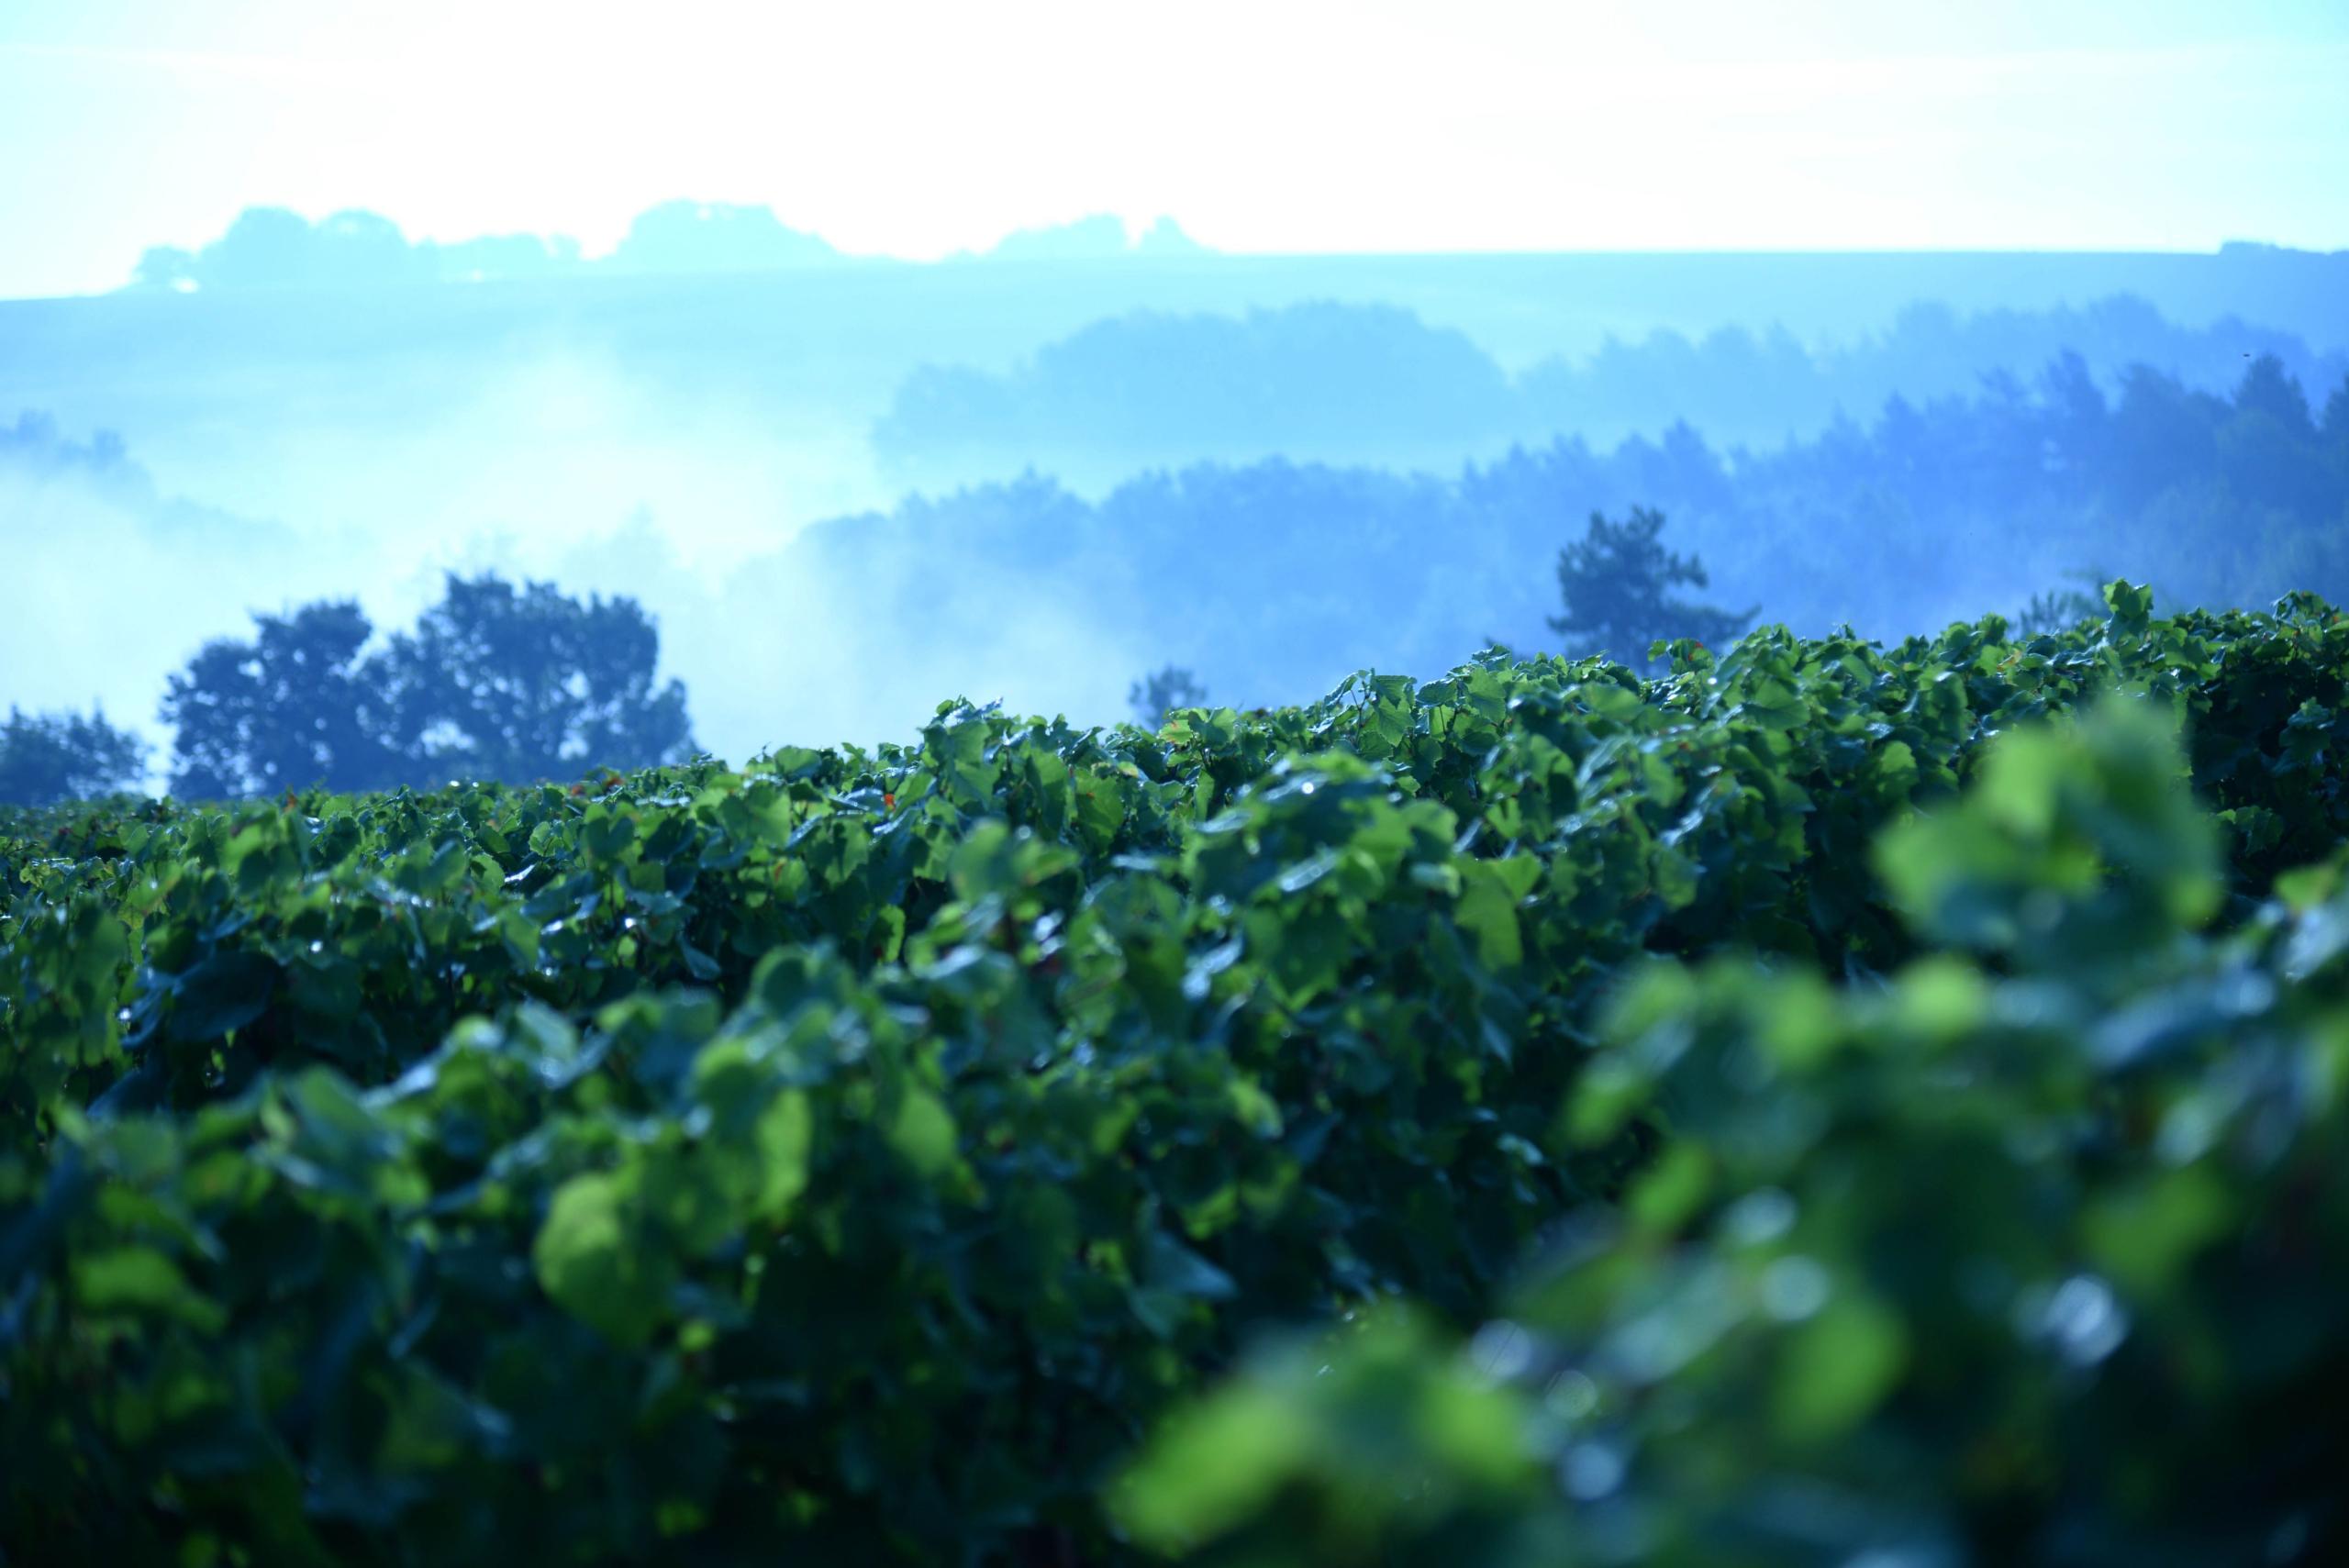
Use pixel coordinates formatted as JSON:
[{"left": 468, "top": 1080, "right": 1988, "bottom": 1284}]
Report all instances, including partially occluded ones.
[
  {"left": 14, "top": 348, "right": 2337, "bottom": 806},
  {"left": 7, "top": 510, "right": 1756, "bottom": 807},
  {"left": 876, "top": 296, "right": 2348, "bottom": 467},
  {"left": 816, "top": 347, "right": 2349, "bottom": 707},
  {"left": 1, "top": 573, "right": 694, "bottom": 806}
]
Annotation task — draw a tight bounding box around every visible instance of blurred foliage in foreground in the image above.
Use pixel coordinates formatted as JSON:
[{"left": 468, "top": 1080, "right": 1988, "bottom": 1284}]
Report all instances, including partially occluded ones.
[
  {"left": 4, "top": 585, "right": 2348, "bottom": 1565},
  {"left": 1116, "top": 698, "right": 2349, "bottom": 1566}
]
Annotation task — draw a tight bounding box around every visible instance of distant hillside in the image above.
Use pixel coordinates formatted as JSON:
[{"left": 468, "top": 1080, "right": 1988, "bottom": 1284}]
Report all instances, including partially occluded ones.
[
  {"left": 8, "top": 345, "right": 2345, "bottom": 762},
  {"left": 805, "top": 350, "right": 2349, "bottom": 714},
  {"left": 540, "top": 348, "right": 2349, "bottom": 754},
  {"left": 875, "top": 295, "right": 2349, "bottom": 469},
  {"left": 8, "top": 239, "right": 2345, "bottom": 538}
]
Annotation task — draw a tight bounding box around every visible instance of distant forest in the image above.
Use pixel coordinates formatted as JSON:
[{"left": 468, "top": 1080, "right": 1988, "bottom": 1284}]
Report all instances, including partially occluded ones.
[
  {"left": 7, "top": 346, "right": 2345, "bottom": 720},
  {"left": 816, "top": 350, "right": 2349, "bottom": 704},
  {"left": 6, "top": 307, "right": 2345, "bottom": 768},
  {"left": 877, "top": 296, "right": 2349, "bottom": 462},
  {"left": 0, "top": 571, "right": 694, "bottom": 806}
]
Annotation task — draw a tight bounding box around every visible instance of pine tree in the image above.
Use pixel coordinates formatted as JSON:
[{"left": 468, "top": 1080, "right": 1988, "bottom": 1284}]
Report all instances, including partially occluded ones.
[{"left": 1549, "top": 506, "right": 1755, "bottom": 669}]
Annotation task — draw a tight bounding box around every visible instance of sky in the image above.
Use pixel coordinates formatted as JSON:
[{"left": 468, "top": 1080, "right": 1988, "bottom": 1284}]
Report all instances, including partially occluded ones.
[{"left": 0, "top": 0, "right": 2345, "bottom": 298}]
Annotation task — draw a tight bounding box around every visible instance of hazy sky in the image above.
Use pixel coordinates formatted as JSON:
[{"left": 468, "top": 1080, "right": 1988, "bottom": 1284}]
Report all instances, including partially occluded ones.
[{"left": 1, "top": 0, "right": 2345, "bottom": 296}]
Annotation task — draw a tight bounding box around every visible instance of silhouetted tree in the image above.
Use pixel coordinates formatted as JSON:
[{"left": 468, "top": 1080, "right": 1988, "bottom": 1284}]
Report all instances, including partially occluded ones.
[
  {"left": 2234, "top": 353, "right": 2316, "bottom": 435},
  {"left": 1129, "top": 666, "right": 1208, "bottom": 728},
  {"left": 135, "top": 206, "right": 426, "bottom": 293},
  {"left": 385, "top": 573, "right": 696, "bottom": 783},
  {"left": 0, "top": 707, "right": 148, "bottom": 806},
  {"left": 161, "top": 602, "right": 410, "bottom": 798},
  {"left": 161, "top": 575, "right": 696, "bottom": 797},
  {"left": 2325, "top": 380, "right": 2349, "bottom": 450},
  {"left": 605, "top": 201, "right": 838, "bottom": 274},
  {"left": 1550, "top": 506, "right": 1754, "bottom": 668},
  {"left": 2220, "top": 354, "right": 2339, "bottom": 519}
]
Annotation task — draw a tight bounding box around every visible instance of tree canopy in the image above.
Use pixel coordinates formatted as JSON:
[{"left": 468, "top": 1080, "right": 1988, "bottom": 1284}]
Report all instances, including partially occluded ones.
[
  {"left": 161, "top": 573, "right": 696, "bottom": 798},
  {"left": 161, "top": 601, "right": 407, "bottom": 798},
  {"left": 0, "top": 707, "right": 147, "bottom": 806}
]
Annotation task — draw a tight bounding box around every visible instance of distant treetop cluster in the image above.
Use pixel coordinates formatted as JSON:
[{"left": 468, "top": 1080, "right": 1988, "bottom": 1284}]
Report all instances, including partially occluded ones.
[
  {"left": 0, "top": 571, "right": 698, "bottom": 808},
  {"left": 876, "top": 295, "right": 2349, "bottom": 467},
  {"left": 158, "top": 573, "right": 697, "bottom": 800},
  {"left": 0, "top": 707, "right": 146, "bottom": 808},
  {"left": 128, "top": 204, "right": 1213, "bottom": 293},
  {"left": 839, "top": 347, "right": 2349, "bottom": 706}
]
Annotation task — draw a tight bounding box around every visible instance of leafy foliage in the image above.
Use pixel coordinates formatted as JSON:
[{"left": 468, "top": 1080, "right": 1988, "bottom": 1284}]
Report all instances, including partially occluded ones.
[
  {"left": 1117, "top": 697, "right": 2349, "bottom": 1567},
  {"left": 4, "top": 586, "right": 2347, "bottom": 1564},
  {"left": 0, "top": 707, "right": 147, "bottom": 806},
  {"left": 1548, "top": 506, "right": 1755, "bottom": 669},
  {"left": 161, "top": 573, "right": 695, "bottom": 798}
]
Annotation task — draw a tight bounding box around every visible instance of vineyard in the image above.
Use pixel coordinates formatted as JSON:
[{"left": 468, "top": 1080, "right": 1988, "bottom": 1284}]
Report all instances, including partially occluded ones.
[{"left": 6, "top": 585, "right": 2349, "bottom": 1565}]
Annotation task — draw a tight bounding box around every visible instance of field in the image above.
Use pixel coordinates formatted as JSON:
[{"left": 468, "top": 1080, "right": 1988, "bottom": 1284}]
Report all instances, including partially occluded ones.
[{"left": 6, "top": 586, "right": 2349, "bottom": 1565}]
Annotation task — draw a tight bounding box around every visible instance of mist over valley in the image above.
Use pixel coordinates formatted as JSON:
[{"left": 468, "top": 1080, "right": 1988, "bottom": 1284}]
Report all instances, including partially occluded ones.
[{"left": 6, "top": 205, "right": 2348, "bottom": 776}]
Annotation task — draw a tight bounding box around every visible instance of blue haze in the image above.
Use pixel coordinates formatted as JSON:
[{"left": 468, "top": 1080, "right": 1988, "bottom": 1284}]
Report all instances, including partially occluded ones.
[{"left": 4, "top": 202, "right": 2347, "bottom": 778}]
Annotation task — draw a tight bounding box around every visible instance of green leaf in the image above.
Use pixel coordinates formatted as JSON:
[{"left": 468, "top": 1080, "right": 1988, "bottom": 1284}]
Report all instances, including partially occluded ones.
[
  {"left": 169, "top": 951, "right": 279, "bottom": 1041},
  {"left": 1109, "top": 1385, "right": 1312, "bottom": 1551},
  {"left": 887, "top": 1087, "right": 959, "bottom": 1178},
  {"left": 1774, "top": 1292, "right": 1908, "bottom": 1442},
  {"left": 1625, "top": 1143, "right": 1711, "bottom": 1236},
  {"left": 1244, "top": 901, "right": 1352, "bottom": 1003},
  {"left": 1454, "top": 859, "right": 1526, "bottom": 971},
  {"left": 751, "top": 1089, "right": 812, "bottom": 1218},
  {"left": 1143, "top": 1231, "right": 1237, "bottom": 1300},
  {"left": 533, "top": 1170, "right": 673, "bottom": 1348},
  {"left": 2084, "top": 1167, "right": 2232, "bottom": 1295},
  {"left": 72, "top": 1246, "right": 225, "bottom": 1331}
]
